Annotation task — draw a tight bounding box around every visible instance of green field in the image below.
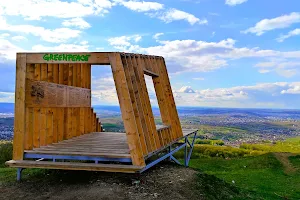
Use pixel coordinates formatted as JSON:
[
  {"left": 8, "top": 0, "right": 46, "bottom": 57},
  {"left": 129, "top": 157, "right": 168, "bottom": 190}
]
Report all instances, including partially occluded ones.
[
  {"left": 189, "top": 153, "right": 300, "bottom": 199},
  {"left": 1, "top": 137, "right": 300, "bottom": 199}
]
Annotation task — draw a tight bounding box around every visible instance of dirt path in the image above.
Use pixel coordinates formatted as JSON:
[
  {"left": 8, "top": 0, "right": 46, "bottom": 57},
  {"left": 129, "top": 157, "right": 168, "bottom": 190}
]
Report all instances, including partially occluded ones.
[
  {"left": 273, "top": 153, "right": 297, "bottom": 175},
  {"left": 0, "top": 164, "right": 204, "bottom": 200}
]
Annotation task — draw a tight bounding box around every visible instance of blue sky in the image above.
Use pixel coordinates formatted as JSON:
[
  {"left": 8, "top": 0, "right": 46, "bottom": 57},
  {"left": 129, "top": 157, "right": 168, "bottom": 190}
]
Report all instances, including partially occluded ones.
[{"left": 0, "top": 0, "right": 300, "bottom": 109}]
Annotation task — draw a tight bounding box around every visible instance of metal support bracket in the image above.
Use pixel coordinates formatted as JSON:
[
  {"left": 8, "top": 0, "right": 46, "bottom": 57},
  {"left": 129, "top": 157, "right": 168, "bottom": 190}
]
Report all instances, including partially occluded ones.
[
  {"left": 140, "top": 131, "right": 198, "bottom": 173},
  {"left": 17, "top": 168, "right": 23, "bottom": 181}
]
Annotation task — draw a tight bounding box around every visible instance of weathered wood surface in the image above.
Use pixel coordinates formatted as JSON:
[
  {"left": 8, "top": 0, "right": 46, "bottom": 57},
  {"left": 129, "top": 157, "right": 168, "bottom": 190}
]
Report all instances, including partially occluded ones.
[
  {"left": 6, "top": 160, "right": 142, "bottom": 173},
  {"left": 14, "top": 52, "right": 182, "bottom": 170},
  {"left": 13, "top": 53, "right": 27, "bottom": 160}
]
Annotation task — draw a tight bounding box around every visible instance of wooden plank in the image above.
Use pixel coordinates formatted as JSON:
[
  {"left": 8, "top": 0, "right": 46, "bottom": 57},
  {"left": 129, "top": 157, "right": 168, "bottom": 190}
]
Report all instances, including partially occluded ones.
[
  {"left": 151, "top": 57, "right": 173, "bottom": 140},
  {"left": 159, "top": 58, "right": 183, "bottom": 138},
  {"left": 138, "top": 57, "right": 160, "bottom": 149},
  {"left": 87, "top": 64, "right": 91, "bottom": 89},
  {"left": 96, "top": 118, "right": 99, "bottom": 132},
  {"left": 33, "top": 64, "right": 41, "bottom": 148},
  {"left": 93, "top": 112, "right": 96, "bottom": 132},
  {"left": 23, "top": 150, "right": 131, "bottom": 158},
  {"left": 81, "top": 63, "right": 86, "bottom": 88},
  {"left": 76, "top": 63, "right": 81, "bottom": 87},
  {"left": 80, "top": 107, "right": 85, "bottom": 135},
  {"left": 52, "top": 64, "right": 59, "bottom": 143},
  {"left": 6, "top": 160, "right": 142, "bottom": 173},
  {"left": 67, "top": 108, "right": 73, "bottom": 139},
  {"left": 25, "top": 80, "right": 91, "bottom": 108},
  {"left": 58, "top": 64, "right": 64, "bottom": 142},
  {"left": 125, "top": 55, "right": 148, "bottom": 155},
  {"left": 145, "top": 56, "right": 162, "bottom": 149},
  {"left": 39, "top": 64, "right": 48, "bottom": 146},
  {"left": 72, "top": 63, "right": 77, "bottom": 87},
  {"left": 153, "top": 58, "right": 176, "bottom": 140},
  {"left": 24, "top": 64, "right": 35, "bottom": 150},
  {"left": 33, "top": 108, "right": 40, "bottom": 148},
  {"left": 39, "top": 108, "right": 47, "bottom": 146},
  {"left": 132, "top": 56, "right": 156, "bottom": 152},
  {"left": 72, "top": 108, "right": 77, "bottom": 137},
  {"left": 26, "top": 52, "right": 110, "bottom": 64},
  {"left": 46, "top": 109, "right": 53, "bottom": 144},
  {"left": 143, "top": 69, "right": 158, "bottom": 77},
  {"left": 109, "top": 53, "right": 145, "bottom": 166}
]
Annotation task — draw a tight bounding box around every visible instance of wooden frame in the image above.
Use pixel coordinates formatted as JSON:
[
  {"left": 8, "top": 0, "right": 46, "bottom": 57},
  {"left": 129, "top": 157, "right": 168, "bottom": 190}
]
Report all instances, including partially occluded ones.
[{"left": 13, "top": 52, "right": 183, "bottom": 167}]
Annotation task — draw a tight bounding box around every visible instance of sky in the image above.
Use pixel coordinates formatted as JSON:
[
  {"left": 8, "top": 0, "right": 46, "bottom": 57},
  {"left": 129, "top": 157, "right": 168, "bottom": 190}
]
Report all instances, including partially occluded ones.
[{"left": 0, "top": 0, "right": 300, "bottom": 109}]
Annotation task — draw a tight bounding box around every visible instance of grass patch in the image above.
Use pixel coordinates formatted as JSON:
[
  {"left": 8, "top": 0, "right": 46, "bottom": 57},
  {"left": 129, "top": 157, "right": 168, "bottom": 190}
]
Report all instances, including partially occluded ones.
[
  {"left": 0, "top": 141, "right": 12, "bottom": 167},
  {"left": 240, "top": 137, "right": 300, "bottom": 153},
  {"left": 198, "top": 125, "right": 247, "bottom": 134},
  {"left": 189, "top": 153, "right": 300, "bottom": 199},
  {"left": 289, "top": 155, "right": 300, "bottom": 169},
  {"left": 175, "top": 144, "right": 265, "bottom": 159}
]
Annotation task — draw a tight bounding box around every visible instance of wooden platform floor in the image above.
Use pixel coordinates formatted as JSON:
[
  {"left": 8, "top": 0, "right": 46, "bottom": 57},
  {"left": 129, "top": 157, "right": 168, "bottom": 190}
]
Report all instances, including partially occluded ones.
[
  {"left": 25, "top": 132, "right": 131, "bottom": 158},
  {"left": 7, "top": 128, "right": 198, "bottom": 173},
  {"left": 24, "top": 128, "right": 198, "bottom": 159}
]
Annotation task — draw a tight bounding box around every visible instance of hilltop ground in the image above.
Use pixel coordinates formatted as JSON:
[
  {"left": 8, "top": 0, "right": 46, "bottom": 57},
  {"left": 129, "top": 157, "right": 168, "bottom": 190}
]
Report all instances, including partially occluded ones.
[{"left": 0, "top": 163, "right": 234, "bottom": 200}]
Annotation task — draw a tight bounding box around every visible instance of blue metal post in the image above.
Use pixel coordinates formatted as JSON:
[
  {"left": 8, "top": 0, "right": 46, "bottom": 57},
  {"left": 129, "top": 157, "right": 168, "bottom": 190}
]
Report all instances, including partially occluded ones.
[
  {"left": 168, "top": 145, "right": 172, "bottom": 161},
  {"left": 184, "top": 137, "right": 188, "bottom": 167},
  {"left": 187, "top": 132, "right": 197, "bottom": 165},
  {"left": 17, "top": 168, "right": 23, "bottom": 181}
]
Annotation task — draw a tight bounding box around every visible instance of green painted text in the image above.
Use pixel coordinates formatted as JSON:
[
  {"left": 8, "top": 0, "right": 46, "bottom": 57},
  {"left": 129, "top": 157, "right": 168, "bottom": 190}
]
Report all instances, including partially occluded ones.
[{"left": 43, "top": 54, "right": 91, "bottom": 62}]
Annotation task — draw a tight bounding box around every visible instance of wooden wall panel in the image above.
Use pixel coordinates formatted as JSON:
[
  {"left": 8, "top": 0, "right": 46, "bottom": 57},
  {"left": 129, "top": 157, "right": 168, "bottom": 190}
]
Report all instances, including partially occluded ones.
[
  {"left": 25, "top": 80, "right": 91, "bottom": 108},
  {"left": 33, "top": 64, "right": 41, "bottom": 148},
  {"left": 122, "top": 55, "right": 147, "bottom": 155},
  {"left": 24, "top": 64, "right": 34, "bottom": 150},
  {"left": 109, "top": 53, "right": 145, "bottom": 166},
  {"left": 15, "top": 52, "right": 179, "bottom": 164},
  {"left": 160, "top": 58, "right": 183, "bottom": 139}
]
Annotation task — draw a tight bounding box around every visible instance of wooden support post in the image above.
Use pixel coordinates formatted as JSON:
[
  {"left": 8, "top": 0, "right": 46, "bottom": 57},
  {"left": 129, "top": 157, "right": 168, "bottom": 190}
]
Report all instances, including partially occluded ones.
[
  {"left": 122, "top": 55, "right": 148, "bottom": 156},
  {"left": 13, "top": 54, "right": 27, "bottom": 160},
  {"left": 109, "top": 53, "right": 145, "bottom": 166}
]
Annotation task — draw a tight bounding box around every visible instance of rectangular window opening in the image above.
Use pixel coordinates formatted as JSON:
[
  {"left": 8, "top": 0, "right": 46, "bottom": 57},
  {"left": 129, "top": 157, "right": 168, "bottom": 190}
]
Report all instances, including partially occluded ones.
[
  {"left": 144, "top": 74, "right": 163, "bottom": 125},
  {"left": 91, "top": 65, "right": 124, "bottom": 132}
]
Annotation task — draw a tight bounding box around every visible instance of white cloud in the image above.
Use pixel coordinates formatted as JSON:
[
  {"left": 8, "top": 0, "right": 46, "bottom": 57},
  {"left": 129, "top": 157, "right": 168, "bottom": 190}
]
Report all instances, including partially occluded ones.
[
  {"left": 0, "top": 91, "right": 14, "bottom": 103},
  {"left": 11, "top": 36, "right": 27, "bottom": 41},
  {"left": 0, "top": 0, "right": 113, "bottom": 20},
  {"left": 281, "top": 85, "right": 300, "bottom": 94},
  {"left": 152, "top": 8, "right": 208, "bottom": 25},
  {"left": 0, "top": 39, "right": 23, "bottom": 61},
  {"left": 277, "top": 28, "right": 300, "bottom": 42},
  {"left": 178, "top": 86, "right": 195, "bottom": 93},
  {"left": 171, "top": 82, "right": 300, "bottom": 108},
  {"left": 62, "top": 18, "right": 91, "bottom": 29},
  {"left": 243, "top": 12, "right": 300, "bottom": 36},
  {"left": 255, "top": 61, "right": 300, "bottom": 77},
  {"left": 108, "top": 36, "right": 300, "bottom": 75},
  {"left": 92, "top": 76, "right": 119, "bottom": 104},
  {"left": 119, "top": 0, "right": 164, "bottom": 12},
  {"left": 32, "top": 43, "right": 89, "bottom": 52},
  {"left": 0, "top": 33, "right": 10, "bottom": 38},
  {"left": 153, "top": 32, "right": 164, "bottom": 40},
  {"left": 0, "top": 17, "right": 81, "bottom": 43},
  {"left": 107, "top": 35, "right": 142, "bottom": 51},
  {"left": 225, "top": 0, "right": 248, "bottom": 6},
  {"left": 192, "top": 77, "right": 205, "bottom": 81}
]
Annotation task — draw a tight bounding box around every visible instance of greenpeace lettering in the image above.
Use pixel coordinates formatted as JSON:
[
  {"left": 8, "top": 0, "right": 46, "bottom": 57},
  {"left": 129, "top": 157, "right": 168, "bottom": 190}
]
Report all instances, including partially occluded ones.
[{"left": 43, "top": 54, "right": 91, "bottom": 62}]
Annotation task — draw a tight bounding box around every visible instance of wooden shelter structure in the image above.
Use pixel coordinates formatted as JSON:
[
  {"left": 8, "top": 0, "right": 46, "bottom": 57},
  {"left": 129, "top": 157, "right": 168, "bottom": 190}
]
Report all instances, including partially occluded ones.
[{"left": 6, "top": 52, "right": 198, "bottom": 181}]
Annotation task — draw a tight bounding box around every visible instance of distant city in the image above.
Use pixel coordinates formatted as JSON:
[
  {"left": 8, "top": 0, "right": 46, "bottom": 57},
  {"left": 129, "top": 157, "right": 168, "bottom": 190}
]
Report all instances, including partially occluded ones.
[{"left": 1, "top": 103, "right": 300, "bottom": 145}]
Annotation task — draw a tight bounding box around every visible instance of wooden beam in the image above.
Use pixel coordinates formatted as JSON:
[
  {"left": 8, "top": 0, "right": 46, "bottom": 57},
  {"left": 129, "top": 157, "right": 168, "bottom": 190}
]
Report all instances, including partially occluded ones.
[
  {"left": 123, "top": 55, "right": 148, "bottom": 156},
  {"left": 109, "top": 53, "right": 145, "bottom": 167},
  {"left": 13, "top": 53, "right": 27, "bottom": 160},
  {"left": 143, "top": 69, "right": 159, "bottom": 77}
]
